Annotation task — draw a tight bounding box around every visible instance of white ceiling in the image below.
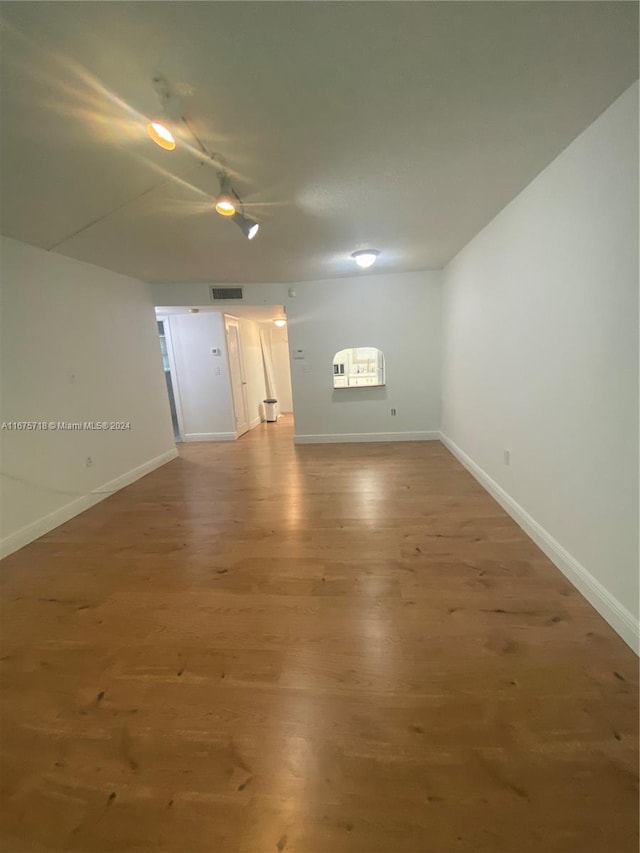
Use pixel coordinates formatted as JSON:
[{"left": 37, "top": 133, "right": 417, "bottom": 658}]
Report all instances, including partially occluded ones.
[{"left": 1, "top": 2, "right": 637, "bottom": 284}]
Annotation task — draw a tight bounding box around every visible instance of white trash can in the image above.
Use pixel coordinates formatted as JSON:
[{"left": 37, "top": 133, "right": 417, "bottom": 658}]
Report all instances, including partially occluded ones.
[{"left": 263, "top": 399, "right": 278, "bottom": 422}]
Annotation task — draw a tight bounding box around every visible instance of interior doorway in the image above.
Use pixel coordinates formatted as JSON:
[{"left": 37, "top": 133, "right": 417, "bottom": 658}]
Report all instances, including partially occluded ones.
[
  {"left": 224, "top": 315, "right": 250, "bottom": 437},
  {"left": 154, "top": 305, "right": 294, "bottom": 442}
]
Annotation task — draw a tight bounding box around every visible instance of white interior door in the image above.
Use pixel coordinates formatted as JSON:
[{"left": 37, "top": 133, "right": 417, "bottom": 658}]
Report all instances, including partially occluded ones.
[{"left": 225, "top": 317, "right": 250, "bottom": 437}]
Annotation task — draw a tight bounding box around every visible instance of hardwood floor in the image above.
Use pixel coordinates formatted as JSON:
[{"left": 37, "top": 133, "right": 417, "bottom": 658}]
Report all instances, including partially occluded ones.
[{"left": 1, "top": 416, "right": 638, "bottom": 852}]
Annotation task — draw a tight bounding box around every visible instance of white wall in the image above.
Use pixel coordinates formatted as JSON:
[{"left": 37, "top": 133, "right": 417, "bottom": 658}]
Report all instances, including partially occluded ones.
[
  {"left": 153, "top": 282, "right": 289, "bottom": 308},
  {"left": 441, "top": 82, "right": 639, "bottom": 651},
  {"left": 153, "top": 272, "right": 442, "bottom": 443},
  {"left": 288, "top": 271, "right": 442, "bottom": 442},
  {"left": 164, "top": 312, "right": 236, "bottom": 440},
  {"left": 0, "top": 236, "right": 177, "bottom": 557}
]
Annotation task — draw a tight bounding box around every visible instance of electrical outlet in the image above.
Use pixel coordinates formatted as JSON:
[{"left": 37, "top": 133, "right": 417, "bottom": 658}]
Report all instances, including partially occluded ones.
[
  {"left": 503, "top": 449, "right": 511, "bottom": 466},
  {"left": 85, "top": 456, "right": 93, "bottom": 468},
  {"left": 391, "top": 408, "right": 397, "bottom": 416}
]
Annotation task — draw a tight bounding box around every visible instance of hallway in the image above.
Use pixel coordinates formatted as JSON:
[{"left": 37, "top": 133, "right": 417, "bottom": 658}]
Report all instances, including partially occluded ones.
[{"left": 1, "top": 420, "right": 638, "bottom": 852}]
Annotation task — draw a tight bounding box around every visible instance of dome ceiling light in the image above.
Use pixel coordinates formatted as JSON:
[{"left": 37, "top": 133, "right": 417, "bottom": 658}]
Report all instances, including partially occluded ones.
[
  {"left": 273, "top": 318, "right": 287, "bottom": 327},
  {"left": 351, "top": 249, "right": 380, "bottom": 269}
]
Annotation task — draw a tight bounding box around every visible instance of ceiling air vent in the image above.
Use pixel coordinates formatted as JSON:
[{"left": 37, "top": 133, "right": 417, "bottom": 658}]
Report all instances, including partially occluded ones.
[{"left": 210, "top": 286, "right": 244, "bottom": 301}]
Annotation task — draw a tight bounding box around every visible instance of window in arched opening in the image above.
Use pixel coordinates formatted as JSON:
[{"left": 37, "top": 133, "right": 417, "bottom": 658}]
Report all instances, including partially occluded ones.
[{"left": 332, "top": 347, "right": 385, "bottom": 389}]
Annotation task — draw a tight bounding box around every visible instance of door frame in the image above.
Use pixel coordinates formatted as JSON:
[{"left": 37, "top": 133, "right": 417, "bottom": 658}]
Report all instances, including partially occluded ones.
[
  {"left": 157, "top": 315, "right": 186, "bottom": 441},
  {"left": 224, "top": 314, "right": 250, "bottom": 437}
]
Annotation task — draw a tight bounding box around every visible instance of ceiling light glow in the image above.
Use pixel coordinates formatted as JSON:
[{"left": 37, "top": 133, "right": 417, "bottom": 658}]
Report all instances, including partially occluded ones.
[
  {"left": 351, "top": 250, "right": 380, "bottom": 269},
  {"left": 147, "top": 121, "right": 176, "bottom": 151},
  {"left": 273, "top": 319, "right": 287, "bottom": 327},
  {"left": 215, "top": 196, "right": 236, "bottom": 216},
  {"left": 215, "top": 172, "right": 237, "bottom": 216}
]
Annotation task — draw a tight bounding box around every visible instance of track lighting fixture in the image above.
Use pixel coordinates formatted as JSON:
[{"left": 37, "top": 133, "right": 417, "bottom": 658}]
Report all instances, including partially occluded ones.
[
  {"left": 351, "top": 249, "right": 380, "bottom": 269},
  {"left": 232, "top": 211, "right": 260, "bottom": 240},
  {"left": 147, "top": 76, "right": 182, "bottom": 151},
  {"left": 146, "top": 76, "right": 261, "bottom": 240},
  {"left": 147, "top": 121, "right": 176, "bottom": 151},
  {"left": 216, "top": 173, "right": 260, "bottom": 238},
  {"left": 215, "top": 173, "right": 237, "bottom": 216}
]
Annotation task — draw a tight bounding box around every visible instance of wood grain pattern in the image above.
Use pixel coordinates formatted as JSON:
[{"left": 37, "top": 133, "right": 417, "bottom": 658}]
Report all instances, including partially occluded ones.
[{"left": 1, "top": 417, "right": 637, "bottom": 852}]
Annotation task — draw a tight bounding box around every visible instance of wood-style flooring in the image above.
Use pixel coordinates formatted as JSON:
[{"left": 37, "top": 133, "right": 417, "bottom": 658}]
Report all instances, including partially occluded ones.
[{"left": 1, "top": 417, "right": 638, "bottom": 852}]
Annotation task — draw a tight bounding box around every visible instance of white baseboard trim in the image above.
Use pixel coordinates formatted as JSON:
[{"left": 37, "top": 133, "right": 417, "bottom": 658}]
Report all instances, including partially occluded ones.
[
  {"left": 249, "top": 416, "right": 262, "bottom": 430},
  {"left": 440, "top": 432, "right": 639, "bottom": 655},
  {"left": 295, "top": 431, "right": 440, "bottom": 445},
  {"left": 0, "top": 448, "right": 179, "bottom": 560},
  {"left": 182, "top": 432, "right": 236, "bottom": 442}
]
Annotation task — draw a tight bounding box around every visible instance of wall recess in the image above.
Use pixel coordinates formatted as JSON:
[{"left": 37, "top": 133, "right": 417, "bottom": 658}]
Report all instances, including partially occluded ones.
[{"left": 332, "top": 347, "right": 385, "bottom": 389}]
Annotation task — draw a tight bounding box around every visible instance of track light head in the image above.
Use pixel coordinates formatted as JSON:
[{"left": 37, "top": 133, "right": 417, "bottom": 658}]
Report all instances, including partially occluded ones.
[
  {"left": 232, "top": 211, "right": 260, "bottom": 240},
  {"left": 147, "top": 121, "right": 176, "bottom": 150},
  {"left": 147, "top": 77, "right": 181, "bottom": 151},
  {"left": 215, "top": 172, "right": 237, "bottom": 216},
  {"left": 215, "top": 196, "right": 236, "bottom": 216}
]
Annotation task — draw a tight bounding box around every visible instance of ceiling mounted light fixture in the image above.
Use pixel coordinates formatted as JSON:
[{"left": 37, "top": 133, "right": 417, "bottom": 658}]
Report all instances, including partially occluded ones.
[
  {"left": 273, "top": 318, "right": 287, "bottom": 327},
  {"left": 147, "top": 76, "right": 182, "bottom": 151},
  {"left": 215, "top": 172, "right": 237, "bottom": 216},
  {"left": 216, "top": 173, "right": 260, "bottom": 239},
  {"left": 232, "top": 211, "right": 260, "bottom": 240},
  {"left": 145, "top": 76, "right": 262, "bottom": 240},
  {"left": 351, "top": 249, "right": 380, "bottom": 269},
  {"left": 147, "top": 120, "right": 176, "bottom": 151}
]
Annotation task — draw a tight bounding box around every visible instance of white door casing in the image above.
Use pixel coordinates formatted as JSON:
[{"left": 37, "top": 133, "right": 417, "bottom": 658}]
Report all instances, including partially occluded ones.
[
  {"left": 224, "top": 316, "right": 250, "bottom": 437},
  {"left": 156, "top": 316, "right": 186, "bottom": 440}
]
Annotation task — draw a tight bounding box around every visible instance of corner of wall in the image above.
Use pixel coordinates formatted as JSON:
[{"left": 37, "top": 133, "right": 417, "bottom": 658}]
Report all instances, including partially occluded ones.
[
  {"left": 440, "top": 432, "right": 639, "bottom": 655},
  {"left": 0, "top": 449, "right": 178, "bottom": 560}
]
